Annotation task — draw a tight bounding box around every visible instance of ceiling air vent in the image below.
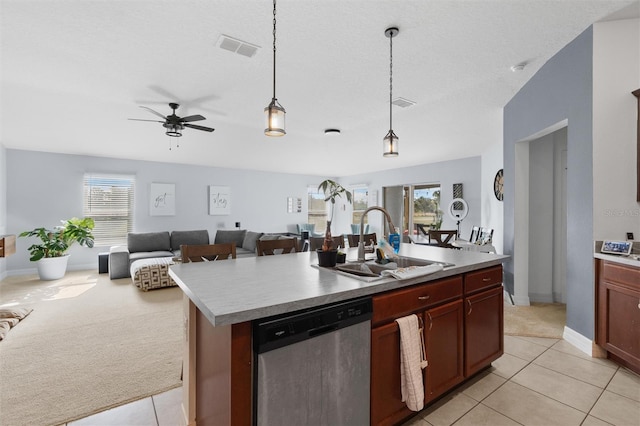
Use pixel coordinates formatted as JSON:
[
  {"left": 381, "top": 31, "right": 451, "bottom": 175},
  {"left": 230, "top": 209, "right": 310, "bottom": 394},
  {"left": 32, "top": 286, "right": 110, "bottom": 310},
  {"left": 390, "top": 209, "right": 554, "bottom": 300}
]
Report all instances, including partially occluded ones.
[
  {"left": 392, "top": 97, "right": 416, "bottom": 108},
  {"left": 217, "top": 35, "right": 260, "bottom": 58}
]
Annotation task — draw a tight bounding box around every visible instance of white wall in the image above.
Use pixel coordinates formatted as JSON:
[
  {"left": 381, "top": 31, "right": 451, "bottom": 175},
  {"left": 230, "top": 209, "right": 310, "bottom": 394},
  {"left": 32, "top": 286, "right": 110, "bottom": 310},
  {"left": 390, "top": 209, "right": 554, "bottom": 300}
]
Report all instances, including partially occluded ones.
[
  {"left": 336, "top": 156, "right": 483, "bottom": 245},
  {"left": 0, "top": 144, "right": 7, "bottom": 280},
  {"left": 528, "top": 133, "right": 556, "bottom": 302},
  {"left": 593, "top": 18, "right": 640, "bottom": 241},
  {"left": 6, "top": 149, "right": 320, "bottom": 275},
  {"left": 481, "top": 131, "right": 504, "bottom": 254}
]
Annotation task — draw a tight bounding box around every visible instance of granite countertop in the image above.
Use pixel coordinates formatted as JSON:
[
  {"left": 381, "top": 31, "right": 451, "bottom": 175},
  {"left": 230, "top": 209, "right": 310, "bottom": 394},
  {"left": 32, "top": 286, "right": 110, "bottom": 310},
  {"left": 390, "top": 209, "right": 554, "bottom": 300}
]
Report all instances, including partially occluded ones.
[{"left": 169, "top": 243, "right": 509, "bottom": 327}]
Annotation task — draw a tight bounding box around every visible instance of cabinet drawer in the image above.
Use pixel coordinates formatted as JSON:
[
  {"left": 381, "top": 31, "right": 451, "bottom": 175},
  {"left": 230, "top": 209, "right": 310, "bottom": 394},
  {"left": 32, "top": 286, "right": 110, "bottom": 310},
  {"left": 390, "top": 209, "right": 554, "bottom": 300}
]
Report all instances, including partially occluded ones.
[
  {"left": 464, "top": 266, "right": 502, "bottom": 295},
  {"left": 372, "top": 276, "right": 462, "bottom": 325},
  {"left": 601, "top": 261, "right": 639, "bottom": 290}
]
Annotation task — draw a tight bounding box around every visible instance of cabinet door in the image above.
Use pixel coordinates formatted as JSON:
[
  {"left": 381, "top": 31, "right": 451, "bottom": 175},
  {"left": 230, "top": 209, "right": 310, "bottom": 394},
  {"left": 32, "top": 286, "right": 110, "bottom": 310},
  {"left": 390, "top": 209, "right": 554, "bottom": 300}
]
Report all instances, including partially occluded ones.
[
  {"left": 599, "top": 281, "right": 640, "bottom": 368},
  {"left": 464, "top": 286, "right": 504, "bottom": 377},
  {"left": 424, "top": 299, "right": 464, "bottom": 402},
  {"left": 370, "top": 321, "right": 413, "bottom": 426}
]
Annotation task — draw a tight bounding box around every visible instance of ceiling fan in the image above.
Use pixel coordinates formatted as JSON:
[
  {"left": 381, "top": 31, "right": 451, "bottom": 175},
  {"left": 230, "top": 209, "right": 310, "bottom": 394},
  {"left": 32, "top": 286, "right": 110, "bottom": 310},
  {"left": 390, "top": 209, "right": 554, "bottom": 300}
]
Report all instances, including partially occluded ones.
[{"left": 128, "top": 102, "right": 215, "bottom": 137}]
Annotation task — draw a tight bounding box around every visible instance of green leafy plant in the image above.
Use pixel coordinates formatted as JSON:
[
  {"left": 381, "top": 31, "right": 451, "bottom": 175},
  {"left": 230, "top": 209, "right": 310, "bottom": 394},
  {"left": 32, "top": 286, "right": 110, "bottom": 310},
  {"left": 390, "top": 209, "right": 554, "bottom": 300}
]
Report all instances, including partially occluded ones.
[
  {"left": 20, "top": 217, "right": 95, "bottom": 261},
  {"left": 317, "top": 179, "right": 352, "bottom": 251}
]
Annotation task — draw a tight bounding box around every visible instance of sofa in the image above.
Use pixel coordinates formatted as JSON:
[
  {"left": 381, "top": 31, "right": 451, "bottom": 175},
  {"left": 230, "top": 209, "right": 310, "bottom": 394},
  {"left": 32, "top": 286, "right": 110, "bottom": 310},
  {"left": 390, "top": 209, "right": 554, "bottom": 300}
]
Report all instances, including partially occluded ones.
[
  {"left": 109, "top": 230, "right": 209, "bottom": 279},
  {"left": 213, "top": 229, "right": 264, "bottom": 258},
  {"left": 109, "top": 229, "right": 300, "bottom": 280},
  {"left": 213, "top": 229, "right": 301, "bottom": 257}
]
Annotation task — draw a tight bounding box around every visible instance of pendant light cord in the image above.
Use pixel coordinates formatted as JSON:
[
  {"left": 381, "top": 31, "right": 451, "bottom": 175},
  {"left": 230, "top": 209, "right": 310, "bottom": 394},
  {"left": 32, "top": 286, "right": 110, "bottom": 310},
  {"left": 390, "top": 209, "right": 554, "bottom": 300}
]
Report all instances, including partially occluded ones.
[
  {"left": 272, "top": 0, "right": 277, "bottom": 100},
  {"left": 389, "top": 31, "right": 393, "bottom": 130}
]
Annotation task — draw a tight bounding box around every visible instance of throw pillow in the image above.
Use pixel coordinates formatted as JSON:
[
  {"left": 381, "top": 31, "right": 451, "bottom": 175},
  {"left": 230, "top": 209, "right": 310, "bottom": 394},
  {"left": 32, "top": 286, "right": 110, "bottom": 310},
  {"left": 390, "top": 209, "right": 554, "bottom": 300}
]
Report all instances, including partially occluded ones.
[
  {"left": 215, "top": 229, "right": 247, "bottom": 248},
  {"left": 242, "top": 231, "right": 264, "bottom": 252}
]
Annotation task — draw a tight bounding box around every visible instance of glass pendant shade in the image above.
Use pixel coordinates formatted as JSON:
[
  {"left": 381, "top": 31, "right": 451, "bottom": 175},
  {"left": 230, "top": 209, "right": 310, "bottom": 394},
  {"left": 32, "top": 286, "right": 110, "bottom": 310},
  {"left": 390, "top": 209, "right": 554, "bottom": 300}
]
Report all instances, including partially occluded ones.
[
  {"left": 383, "top": 129, "right": 399, "bottom": 157},
  {"left": 264, "top": 99, "right": 286, "bottom": 136},
  {"left": 165, "top": 124, "right": 182, "bottom": 137}
]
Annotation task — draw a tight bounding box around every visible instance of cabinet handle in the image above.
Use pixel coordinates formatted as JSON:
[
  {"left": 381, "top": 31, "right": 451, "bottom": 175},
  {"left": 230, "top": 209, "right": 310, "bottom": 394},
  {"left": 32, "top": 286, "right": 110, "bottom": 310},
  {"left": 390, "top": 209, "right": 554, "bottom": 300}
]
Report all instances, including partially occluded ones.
[
  {"left": 482, "top": 277, "right": 491, "bottom": 282},
  {"left": 467, "top": 299, "right": 473, "bottom": 315},
  {"left": 427, "top": 312, "right": 433, "bottom": 331},
  {"left": 418, "top": 295, "right": 430, "bottom": 301}
]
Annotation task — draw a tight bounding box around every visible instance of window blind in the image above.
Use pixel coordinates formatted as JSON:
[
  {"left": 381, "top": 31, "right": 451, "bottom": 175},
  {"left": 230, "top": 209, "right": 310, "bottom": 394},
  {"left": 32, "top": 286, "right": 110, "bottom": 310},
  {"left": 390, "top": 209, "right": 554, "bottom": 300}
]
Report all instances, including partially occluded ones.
[{"left": 83, "top": 174, "right": 135, "bottom": 246}]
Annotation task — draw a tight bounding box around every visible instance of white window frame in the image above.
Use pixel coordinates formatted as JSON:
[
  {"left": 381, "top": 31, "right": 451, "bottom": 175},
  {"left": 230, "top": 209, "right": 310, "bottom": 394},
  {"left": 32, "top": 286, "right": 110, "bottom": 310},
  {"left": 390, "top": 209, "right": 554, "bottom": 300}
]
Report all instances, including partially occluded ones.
[
  {"left": 83, "top": 173, "right": 135, "bottom": 246},
  {"left": 307, "top": 185, "right": 328, "bottom": 233}
]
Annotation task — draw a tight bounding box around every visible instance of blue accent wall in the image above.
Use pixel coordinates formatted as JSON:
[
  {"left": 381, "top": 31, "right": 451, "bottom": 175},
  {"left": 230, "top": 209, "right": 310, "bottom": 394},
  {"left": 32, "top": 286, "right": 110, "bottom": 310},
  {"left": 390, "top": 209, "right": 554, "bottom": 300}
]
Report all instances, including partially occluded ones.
[{"left": 503, "top": 27, "right": 594, "bottom": 338}]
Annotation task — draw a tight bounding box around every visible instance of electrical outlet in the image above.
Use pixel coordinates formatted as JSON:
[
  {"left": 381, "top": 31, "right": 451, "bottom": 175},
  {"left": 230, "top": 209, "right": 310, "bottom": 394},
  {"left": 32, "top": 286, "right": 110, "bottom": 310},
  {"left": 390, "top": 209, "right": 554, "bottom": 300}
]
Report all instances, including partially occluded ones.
[{"left": 627, "top": 232, "right": 634, "bottom": 240}]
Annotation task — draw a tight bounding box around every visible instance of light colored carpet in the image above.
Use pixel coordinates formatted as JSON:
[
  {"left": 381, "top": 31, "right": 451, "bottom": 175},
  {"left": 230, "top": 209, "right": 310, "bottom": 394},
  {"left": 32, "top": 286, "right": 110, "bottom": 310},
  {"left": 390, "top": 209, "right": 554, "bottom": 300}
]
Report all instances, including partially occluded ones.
[
  {"left": 504, "top": 301, "right": 566, "bottom": 339},
  {"left": 0, "top": 270, "right": 183, "bottom": 426}
]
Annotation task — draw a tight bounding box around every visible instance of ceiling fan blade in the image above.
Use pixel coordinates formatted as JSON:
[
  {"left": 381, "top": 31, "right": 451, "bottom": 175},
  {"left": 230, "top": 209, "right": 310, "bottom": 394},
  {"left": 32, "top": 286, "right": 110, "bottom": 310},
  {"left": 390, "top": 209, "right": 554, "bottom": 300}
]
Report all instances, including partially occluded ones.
[
  {"left": 180, "top": 114, "right": 206, "bottom": 123},
  {"left": 139, "top": 106, "right": 167, "bottom": 120},
  {"left": 128, "top": 118, "right": 164, "bottom": 122},
  {"left": 184, "top": 123, "right": 215, "bottom": 132}
]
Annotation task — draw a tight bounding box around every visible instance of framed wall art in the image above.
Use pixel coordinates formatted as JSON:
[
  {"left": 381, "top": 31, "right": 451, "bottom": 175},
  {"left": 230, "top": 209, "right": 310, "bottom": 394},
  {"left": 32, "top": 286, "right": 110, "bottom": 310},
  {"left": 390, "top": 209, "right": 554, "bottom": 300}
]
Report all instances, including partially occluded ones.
[
  {"left": 209, "top": 186, "right": 231, "bottom": 215},
  {"left": 149, "top": 183, "right": 176, "bottom": 216}
]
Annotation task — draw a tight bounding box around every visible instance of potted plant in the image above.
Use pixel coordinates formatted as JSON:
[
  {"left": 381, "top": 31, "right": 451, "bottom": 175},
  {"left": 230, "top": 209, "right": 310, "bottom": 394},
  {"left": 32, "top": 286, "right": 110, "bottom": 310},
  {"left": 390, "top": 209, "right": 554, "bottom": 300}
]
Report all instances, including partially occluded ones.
[
  {"left": 317, "top": 179, "right": 352, "bottom": 267},
  {"left": 20, "top": 217, "right": 95, "bottom": 280}
]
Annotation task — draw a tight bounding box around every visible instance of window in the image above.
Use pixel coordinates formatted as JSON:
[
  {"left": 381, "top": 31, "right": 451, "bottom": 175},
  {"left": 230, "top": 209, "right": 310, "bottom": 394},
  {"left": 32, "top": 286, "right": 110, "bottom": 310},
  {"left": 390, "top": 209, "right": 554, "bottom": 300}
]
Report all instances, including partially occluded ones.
[
  {"left": 409, "top": 184, "right": 441, "bottom": 234},
  {"left": 351, "top": 186, "right": 369, "bottom": 226},
  {"left": 83, "top": 174, "right": 135, "bottom": 246},
  {"left": 307, "top": 185, "right": 327, "bottom": 231}
]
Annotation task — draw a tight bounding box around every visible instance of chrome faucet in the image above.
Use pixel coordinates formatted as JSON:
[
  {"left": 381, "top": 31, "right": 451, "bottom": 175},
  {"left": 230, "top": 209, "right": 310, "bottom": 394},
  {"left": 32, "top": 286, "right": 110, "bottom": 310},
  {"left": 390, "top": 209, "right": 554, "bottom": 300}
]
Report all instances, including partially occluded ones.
[{"left": 357, "top": 206, "right": 397, "bottom": 261}]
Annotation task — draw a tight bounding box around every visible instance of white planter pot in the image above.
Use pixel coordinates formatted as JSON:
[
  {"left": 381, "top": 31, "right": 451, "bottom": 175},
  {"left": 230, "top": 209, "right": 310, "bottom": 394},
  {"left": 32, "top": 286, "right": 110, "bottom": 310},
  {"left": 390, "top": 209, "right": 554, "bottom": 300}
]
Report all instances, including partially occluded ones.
[{"left": 36, "top": 255, "right": 70, "bottom": 280}]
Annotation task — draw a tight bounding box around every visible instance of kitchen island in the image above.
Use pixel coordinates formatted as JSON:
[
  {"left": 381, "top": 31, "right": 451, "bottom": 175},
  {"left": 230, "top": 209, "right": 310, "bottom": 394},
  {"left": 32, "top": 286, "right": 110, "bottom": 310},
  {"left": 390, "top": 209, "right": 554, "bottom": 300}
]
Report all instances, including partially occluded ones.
[{"left": 169, "top": 243, "right": 509, "bottom": 426}]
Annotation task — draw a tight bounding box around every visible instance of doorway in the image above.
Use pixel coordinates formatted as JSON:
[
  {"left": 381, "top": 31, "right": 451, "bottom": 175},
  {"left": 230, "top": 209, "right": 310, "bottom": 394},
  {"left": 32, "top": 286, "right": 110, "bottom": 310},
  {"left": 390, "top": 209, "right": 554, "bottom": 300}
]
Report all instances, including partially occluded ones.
[
  {"left": 513, "top": 123, "right": 568, "bottom": 305},
  {"left": 383, "top": 183, "right": 441, "bottom": 242}
]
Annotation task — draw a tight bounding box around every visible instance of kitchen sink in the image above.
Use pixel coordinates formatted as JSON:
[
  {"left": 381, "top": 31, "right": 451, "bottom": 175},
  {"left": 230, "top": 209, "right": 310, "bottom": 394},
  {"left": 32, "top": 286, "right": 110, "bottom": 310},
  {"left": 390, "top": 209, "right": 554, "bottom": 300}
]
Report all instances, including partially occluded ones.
[{"left": 329, "top": 256, "right": 454, "bottom": 280}]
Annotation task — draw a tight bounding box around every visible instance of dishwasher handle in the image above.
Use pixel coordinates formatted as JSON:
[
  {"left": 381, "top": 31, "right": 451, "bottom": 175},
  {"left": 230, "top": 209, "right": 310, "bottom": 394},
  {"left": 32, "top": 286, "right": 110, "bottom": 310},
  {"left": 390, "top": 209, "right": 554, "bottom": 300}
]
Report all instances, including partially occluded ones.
[{"left": 308, "top": 322, "right": 340, "bottom": 338}]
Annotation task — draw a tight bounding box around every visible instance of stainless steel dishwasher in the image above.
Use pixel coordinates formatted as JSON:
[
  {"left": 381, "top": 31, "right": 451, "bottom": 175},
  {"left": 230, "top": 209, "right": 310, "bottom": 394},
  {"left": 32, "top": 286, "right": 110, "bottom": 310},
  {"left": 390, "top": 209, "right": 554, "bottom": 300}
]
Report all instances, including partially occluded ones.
[{"left": 253, "top": 297, "right": 372, "bottom": 426}]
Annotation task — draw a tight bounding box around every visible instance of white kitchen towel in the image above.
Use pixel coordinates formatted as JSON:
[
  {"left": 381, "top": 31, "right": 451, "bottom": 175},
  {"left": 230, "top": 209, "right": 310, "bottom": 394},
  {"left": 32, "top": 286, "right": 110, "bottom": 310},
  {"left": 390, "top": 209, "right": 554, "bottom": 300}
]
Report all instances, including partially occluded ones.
[
  {"left": 381, "top": 263, "right": 443, "bottom": 280},
  {"left": 395, "top": 314, "right": 426, "bottom": 411}
]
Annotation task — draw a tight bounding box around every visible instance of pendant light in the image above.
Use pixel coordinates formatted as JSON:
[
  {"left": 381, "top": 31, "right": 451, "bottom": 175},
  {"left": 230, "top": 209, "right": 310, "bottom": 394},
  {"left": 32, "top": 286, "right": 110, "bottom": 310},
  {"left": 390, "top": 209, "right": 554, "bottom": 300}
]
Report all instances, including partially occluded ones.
[
  {"left": 264, "top": 0, "right": 286, "bottom": 136},
  {"left": 383, "top": 27, "right": 399, "bottom": 157}
]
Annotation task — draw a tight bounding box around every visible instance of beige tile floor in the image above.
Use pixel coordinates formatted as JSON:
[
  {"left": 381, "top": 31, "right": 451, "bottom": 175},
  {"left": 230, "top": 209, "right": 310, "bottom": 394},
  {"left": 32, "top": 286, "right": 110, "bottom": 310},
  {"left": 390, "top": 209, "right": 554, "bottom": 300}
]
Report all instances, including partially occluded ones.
[{"left": 66, "top": 336, "right": 640, "bottom": 426}]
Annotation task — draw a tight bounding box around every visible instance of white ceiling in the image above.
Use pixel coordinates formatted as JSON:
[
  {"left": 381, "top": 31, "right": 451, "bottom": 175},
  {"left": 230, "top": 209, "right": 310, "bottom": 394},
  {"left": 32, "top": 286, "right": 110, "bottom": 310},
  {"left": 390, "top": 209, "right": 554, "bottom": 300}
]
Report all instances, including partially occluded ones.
[{"left": 1, "top": 0, "right": 638, "bottom": 177}]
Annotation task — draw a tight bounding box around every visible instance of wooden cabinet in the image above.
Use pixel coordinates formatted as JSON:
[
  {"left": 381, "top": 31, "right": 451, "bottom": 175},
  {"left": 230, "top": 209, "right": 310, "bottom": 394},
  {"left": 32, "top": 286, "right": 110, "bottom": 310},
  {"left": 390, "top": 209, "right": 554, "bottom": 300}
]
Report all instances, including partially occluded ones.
[
  {"left": 464, "top": 286, "right": 503, "bottom": 376},
  {"left": 371, "top": 321, "right": 413, "bottom": 426},
  {"left": 463, "top": 266, "right": 504, "bottom": 377},
  {"left": 424, "top": 299, "right": 464, "bottom": 402},
  {"left": 371, "top": 266, "right": 503, "bottom": 425},
  {"left": 371, "top": 276, "right": 462, "bottom": 425},
  {"left": 596, "top": 259, "right": 640, "bottom": 374}
]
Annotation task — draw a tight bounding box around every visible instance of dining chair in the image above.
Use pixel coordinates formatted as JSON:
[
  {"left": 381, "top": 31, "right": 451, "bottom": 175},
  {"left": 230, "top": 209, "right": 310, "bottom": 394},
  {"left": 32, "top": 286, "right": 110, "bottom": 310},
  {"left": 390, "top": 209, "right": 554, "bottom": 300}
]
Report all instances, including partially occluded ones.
[
  {"left": 427, "top": 230, "right": 457, "bottom": 248},
  {"left": 180, "top": 243, "right": 236, "bottom": 262},
  {"left": 347, "top": 233, "right": 378, "bottom": 248},
  {"left": 350, "top": 223, "right": 370, "bottom": 235},
  {"left": 256, "top": 238, "right": 300, "bottom": 256},
  {"left": 309, "top": 235, "right": 345, "bottom": 251},
  {"left": 416, "top": 224, "right": 431, "bottom": 237}
]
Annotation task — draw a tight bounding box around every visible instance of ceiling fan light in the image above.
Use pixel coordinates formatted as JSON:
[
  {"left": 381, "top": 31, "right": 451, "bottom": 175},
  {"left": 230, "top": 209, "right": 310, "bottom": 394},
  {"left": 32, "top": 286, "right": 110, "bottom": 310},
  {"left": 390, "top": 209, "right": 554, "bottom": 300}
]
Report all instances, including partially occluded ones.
[
  {"left": 383, "top": 130, "right": 399, "bottom": 157},
  {"left": 165, "top": 124, "right": 182, "bottom": 137},
  {"left": 264, "top": 99, "right": 286, "bottom": 136}
]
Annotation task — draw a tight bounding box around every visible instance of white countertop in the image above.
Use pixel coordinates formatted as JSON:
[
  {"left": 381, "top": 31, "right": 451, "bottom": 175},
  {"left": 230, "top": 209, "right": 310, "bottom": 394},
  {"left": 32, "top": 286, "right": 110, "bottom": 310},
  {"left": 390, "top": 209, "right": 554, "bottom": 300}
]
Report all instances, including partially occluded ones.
[
  {"left": 169, "top": 243, "right": 509, "bottom": 327},
  {"left": 594, "top": 252, "right": 640, "bottom": 268}
]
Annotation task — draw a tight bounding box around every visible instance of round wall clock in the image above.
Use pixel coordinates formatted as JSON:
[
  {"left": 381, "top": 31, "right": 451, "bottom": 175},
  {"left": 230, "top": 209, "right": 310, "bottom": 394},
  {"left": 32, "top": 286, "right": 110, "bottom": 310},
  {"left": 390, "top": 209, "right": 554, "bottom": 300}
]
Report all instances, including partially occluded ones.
[{"left": 494, "top": 169, "right": 504, "bottom": 201}]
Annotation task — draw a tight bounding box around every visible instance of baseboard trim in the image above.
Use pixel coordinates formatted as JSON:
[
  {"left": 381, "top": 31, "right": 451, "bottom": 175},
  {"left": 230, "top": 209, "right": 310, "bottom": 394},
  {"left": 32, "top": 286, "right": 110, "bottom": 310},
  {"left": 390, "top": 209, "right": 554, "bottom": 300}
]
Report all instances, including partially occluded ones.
[
  {"left": 563, "top": 326, "right": 593, "bottom": 356},
  {"left": 512, "top": 294, "right": 531, "bottom": 306}
]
